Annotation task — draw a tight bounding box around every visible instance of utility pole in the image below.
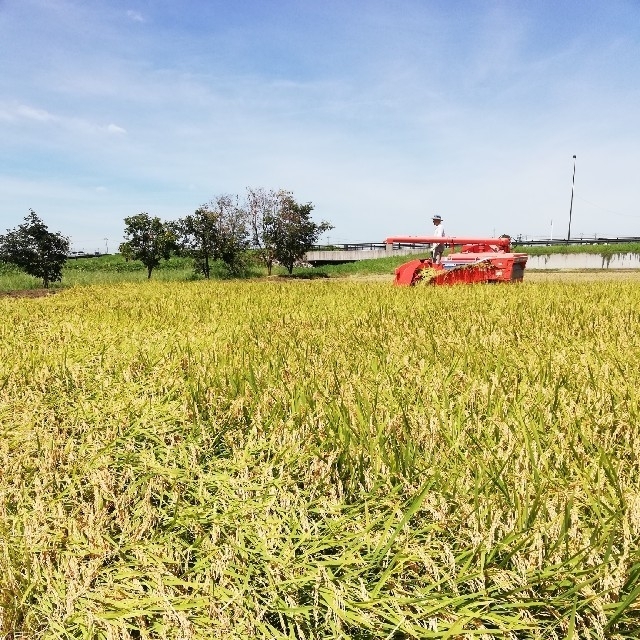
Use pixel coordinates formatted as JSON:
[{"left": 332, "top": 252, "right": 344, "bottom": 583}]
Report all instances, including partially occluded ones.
[{"left": 567, "top": 155, "right": 576, "bottom": 243}]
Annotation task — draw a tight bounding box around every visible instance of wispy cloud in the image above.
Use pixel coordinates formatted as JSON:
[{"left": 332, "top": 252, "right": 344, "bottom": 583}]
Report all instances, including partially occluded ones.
[
  {"left": 0, "top": 102, "right": 129, "bottom": 139},
  {"left": 15, "top": 105, "right": 57, "bottom": 122},
  {"left": 126, "top": 10, "right": 144, "bottom": 23},
  {"left": 107, "top": 123, "right": 127, "bottom": 135},
  {"left": 0, "top": 103, "right": 60, "bottom": 124}
]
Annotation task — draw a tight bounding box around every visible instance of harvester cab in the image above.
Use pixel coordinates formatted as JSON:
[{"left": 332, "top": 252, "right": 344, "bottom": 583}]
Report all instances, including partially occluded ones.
[{"left": 386, "top": 236, "right": 528, "bottom": 286}]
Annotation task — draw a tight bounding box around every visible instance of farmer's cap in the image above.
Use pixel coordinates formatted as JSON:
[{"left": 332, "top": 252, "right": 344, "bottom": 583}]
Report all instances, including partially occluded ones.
[{"left": 432, "top": 214, "right": 442, "bottom": 221}]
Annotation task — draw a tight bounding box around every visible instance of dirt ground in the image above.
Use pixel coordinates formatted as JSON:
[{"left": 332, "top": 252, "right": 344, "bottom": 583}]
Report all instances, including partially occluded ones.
[
  {"left": 347, "top": 270, "right": 640, "bottom": 284},
  {"left": 524, "top": 270, "right": 640, "bottom": 283}
]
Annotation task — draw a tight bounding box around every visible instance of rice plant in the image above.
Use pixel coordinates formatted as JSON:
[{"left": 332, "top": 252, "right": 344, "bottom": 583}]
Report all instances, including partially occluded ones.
[{"left": 0, "top": 280, "right": 638, "bottom": 638}]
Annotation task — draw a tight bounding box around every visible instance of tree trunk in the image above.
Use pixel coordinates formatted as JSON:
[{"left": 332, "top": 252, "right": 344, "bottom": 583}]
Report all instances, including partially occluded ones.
[{"left": 147, "top": 266, "right": 153, "bottom": 279}]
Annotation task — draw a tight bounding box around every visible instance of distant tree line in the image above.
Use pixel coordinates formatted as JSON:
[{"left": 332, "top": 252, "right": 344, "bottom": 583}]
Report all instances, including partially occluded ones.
[
  {"left": 120, "top": 188, "right": 332, "bottom": 279},
  {"left": 0, "top": 189, "right": 332, "bottom": 286}
]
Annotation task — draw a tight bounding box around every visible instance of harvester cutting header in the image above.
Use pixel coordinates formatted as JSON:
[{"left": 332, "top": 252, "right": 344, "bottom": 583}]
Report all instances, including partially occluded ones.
[{"left": 386, "top": 235, "right": 528, "bottom": 286}]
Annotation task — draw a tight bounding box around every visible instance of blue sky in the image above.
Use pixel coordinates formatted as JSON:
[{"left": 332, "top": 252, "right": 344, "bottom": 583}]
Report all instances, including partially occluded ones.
[{"left": 1, "top": 0, "right": 639, "bottom": 250}]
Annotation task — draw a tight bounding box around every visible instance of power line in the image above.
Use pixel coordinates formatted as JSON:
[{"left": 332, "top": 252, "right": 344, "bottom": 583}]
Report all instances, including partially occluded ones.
[{"left": 575, "top": 194, "right": 640, "bottom": 219}]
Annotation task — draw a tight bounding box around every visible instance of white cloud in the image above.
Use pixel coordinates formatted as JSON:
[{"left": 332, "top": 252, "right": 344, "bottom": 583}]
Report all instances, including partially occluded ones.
[
  {"left": 1, "top": 103, "right": 130, "bottom": 140},
  {"left": 107, "top": 123, "right": 127, "bottom": 135},
  {"left": 126, "top": 10, "right": 144, "bottom": 23},
  {"left": 16, "top": 105, "right": 58, "bottom": 122}
]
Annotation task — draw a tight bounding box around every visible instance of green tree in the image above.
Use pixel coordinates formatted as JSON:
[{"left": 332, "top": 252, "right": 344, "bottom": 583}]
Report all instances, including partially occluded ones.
[
  {"left": 211, "top": 194, "right": 251, "bottom": 276},
  {"left": 122, "top": 213, "right": 174, "bottom": 279},
  {"left": 176, "top": 196, "right": 250, "bottom": 277},
  {"left": 118, "top": 241, "right": 134, "bottom": 262},
  {"left": 0, "top": 210, "right": 70, "bottom": 288},
  {"left": 246, "top": 187, "right": 283, "bottom": 276},
  {"left": 174, "top": 206, "right": 217, "bottom": 279},
  {"left": 270, "top": 194, "right": 332, "bottom": 274}
]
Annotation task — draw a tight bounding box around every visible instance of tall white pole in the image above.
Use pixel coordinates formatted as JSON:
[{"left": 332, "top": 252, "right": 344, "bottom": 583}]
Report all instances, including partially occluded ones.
[{"left": 567, "top": 155, "right": 576, "bottom": 242}]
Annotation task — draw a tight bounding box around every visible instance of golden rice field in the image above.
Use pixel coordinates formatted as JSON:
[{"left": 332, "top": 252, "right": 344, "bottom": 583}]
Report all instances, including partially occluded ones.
[{"left": 1, "top": 280, "right": 639, "bottom": 639}]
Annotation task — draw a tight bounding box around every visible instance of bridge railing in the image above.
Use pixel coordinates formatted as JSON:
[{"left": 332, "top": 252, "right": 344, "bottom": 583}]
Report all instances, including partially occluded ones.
[
  {"left": 311, "top": 237, "right": 640, "bottom": 251},
  {"left": 311, "top": 242, "right": 432, "bottom": 251},
  {"left": 512, "top": 236, "right": 640, "bottom": 246}
]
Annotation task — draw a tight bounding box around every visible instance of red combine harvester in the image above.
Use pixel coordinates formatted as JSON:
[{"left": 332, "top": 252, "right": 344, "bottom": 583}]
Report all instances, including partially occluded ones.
[{"left": 386, "top": 236, "right": 528, "bottom": 286}]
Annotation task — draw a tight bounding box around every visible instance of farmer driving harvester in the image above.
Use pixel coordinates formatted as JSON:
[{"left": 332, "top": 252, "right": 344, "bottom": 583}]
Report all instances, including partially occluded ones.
[{"left": 431, "top": 214, "right": 445, "bottom": 263}]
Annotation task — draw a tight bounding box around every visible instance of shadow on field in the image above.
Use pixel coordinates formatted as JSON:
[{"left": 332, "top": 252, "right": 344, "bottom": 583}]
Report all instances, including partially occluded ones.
[
  {"left": 0, "top": 289, "right": 58, "bottom": 299},
  {"left": 276, "top": 272, "right": 330, "bottom": 280}
]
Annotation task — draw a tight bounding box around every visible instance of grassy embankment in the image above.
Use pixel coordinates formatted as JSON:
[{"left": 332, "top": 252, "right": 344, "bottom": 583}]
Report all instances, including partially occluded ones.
[
  {"left": 0, "top": 255, "right": 197, "bottom": 291},
  {"left": 0, "top": 252, "right": 430, "bottom": 292},
  {"left": 1, "top": 280, "right": 639, "bottom": 638}
]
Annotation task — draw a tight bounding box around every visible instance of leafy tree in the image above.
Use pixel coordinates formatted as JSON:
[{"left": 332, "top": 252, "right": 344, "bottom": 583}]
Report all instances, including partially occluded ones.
[
  {"left": 174, "top": 206, "right": 218, "bottom": 279},
  {"left": 246, "top": 187, "right": 283, "bottom": 276},
  {"left": 118, "top": 241, "right": 134, "bottom": 262},
  {"left": 176, "top": 196, "right": 250, "bottom": 277},
  {"left": 122, "top": 213, "right": 175, "bottom": 279},
  {"left": 0, "top": 210, "right": 70, "bottom": 288},
  {"left": 270, "top": 194, "right": 333, "bottom": 274},
  {"left": 210, "top": 194, "right": 251, "bottom": 275}
]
